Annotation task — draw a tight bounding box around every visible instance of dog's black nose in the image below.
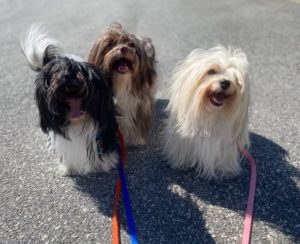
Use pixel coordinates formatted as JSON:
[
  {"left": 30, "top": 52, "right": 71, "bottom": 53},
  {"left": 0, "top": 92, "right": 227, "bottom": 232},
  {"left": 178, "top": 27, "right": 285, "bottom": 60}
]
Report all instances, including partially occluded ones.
[
  {"left": 65, "top": 83, "right": 80, "bottom": 94},
  {"left": 120, "top": 46, "right": 129, "bottom": 54},
  {"left": 220, "top": 80, "right": 230, "bottom": 90}
]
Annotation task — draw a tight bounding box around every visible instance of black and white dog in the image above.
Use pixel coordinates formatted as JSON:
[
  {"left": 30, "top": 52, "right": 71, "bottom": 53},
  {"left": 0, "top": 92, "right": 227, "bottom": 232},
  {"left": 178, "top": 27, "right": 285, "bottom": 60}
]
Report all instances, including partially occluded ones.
[{"left": 21, "top": 25, "right": 118, "bottom": 175}]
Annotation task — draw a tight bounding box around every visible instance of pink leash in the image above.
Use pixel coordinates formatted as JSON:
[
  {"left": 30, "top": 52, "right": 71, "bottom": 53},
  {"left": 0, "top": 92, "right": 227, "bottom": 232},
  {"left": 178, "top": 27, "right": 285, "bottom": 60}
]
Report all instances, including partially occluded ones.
[{"left": 239, "top": 146, "right": 257, "bottom": 244}]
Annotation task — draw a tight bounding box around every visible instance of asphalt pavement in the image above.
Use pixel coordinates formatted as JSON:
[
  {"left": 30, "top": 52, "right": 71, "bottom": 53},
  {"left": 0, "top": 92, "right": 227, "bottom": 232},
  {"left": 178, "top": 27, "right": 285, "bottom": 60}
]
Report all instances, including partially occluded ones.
[{"left": 0, "top": 0, "right": 300, "bottom": 243}]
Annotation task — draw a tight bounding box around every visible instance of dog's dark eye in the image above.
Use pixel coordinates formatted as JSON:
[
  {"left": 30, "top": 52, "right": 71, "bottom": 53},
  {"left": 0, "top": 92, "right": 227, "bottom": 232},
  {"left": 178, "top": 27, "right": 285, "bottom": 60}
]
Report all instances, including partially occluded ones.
[
  {"left": 208, "top": 69, "right": 216, "bottom": 75},
  {"left": 128, "top": 42, "right": 135, "bottom": 48}
]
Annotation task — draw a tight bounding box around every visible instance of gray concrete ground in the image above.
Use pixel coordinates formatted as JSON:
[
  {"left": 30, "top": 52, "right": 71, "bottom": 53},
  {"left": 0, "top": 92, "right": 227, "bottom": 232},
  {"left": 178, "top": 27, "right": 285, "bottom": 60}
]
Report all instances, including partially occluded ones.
[{"left": 0, "top": 0, "right": 300, "bottom": 243}]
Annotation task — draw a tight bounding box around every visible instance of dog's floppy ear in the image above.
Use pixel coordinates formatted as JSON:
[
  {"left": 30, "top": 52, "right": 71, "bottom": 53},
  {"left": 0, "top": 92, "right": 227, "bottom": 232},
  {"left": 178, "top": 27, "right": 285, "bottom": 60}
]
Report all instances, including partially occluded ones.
[
  {"left": 140, "top": 37, "right": 155, "bottom": 60},
  {"left": 232, "top": 48, "right": 249, "bottom": 81},
  {"left": 136, "top": 39, "right": 157, "bottom": 91},
  {"left": 34, "top": 65, "right": 69, "bottom": 138},
  {"left": 35, "top": 73, "right": 53, "bottom": 134},
  {"left": 88, "top": 31, "right": 113, "bottom": 71},
  {"left": 85, "top": 66, "right": 118, "bottom": 153},
  {"left": 94, "top": 80, "right": 118, "bottom": 154},
  {"left": 88, "top": 40, "right": 103, "bottom": 69}
]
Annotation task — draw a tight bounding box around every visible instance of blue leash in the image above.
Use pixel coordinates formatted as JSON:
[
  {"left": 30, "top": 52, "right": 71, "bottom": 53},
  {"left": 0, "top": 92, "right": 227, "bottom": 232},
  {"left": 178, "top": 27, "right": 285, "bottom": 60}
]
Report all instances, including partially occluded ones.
[{"left": 118, "top": 146, "right": 138, "bottom": 244}]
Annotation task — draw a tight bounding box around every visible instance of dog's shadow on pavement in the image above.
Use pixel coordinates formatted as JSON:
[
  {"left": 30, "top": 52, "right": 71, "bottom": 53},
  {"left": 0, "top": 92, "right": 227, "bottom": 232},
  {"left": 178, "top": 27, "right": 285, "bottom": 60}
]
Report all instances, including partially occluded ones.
[{"left": 74, "top": 99, "right": 300, "bottom": 243}]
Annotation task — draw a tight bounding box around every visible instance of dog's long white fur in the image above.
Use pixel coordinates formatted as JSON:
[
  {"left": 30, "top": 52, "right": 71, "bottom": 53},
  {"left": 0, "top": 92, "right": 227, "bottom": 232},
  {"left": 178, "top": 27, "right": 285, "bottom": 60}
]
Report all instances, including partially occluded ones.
[
  {"left": 21, "top": 24, "right": 62, "bottom": 70},
  {"left": 48, "top": 121, "right": 117, "bottom": 175},
  {"left": 21, "top": 24, "right": 82, "bottom": 70},
  {"left": 164, "top": 46, "right": 250, "bottom": 179},
  {"left": 112, "top": 72, "right": 154, "bottom": 145}
]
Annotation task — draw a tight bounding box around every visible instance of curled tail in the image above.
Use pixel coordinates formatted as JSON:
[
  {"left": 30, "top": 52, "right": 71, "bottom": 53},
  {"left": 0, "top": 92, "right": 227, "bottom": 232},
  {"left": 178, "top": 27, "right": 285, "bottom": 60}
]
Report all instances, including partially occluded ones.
[{"left": 21, "top": 24, "right": 62, "bottom": 71}]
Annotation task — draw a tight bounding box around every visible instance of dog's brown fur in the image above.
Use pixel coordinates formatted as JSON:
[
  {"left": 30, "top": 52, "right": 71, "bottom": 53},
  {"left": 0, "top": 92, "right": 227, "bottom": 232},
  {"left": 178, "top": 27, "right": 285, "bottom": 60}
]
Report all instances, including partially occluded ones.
[{"left": 88, "top": 23, "right": 156, "bottom": 145}]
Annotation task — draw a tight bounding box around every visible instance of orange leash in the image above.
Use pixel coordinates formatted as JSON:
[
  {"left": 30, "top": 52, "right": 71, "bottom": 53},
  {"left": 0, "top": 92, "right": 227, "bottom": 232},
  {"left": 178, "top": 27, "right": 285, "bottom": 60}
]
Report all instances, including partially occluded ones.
[
  {"left": 112, "top": 128, "right": 126, "bottom": 244},
  {"left": 112, "top": 177, "right": 121, "bottom": 244}
]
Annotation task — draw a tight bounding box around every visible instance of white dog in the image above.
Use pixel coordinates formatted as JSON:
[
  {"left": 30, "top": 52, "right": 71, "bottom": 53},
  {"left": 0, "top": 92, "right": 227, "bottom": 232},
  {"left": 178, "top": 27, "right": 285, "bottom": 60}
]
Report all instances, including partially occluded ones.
[{"left": 163, "top": 46, "right": 250, "bottom": 179}]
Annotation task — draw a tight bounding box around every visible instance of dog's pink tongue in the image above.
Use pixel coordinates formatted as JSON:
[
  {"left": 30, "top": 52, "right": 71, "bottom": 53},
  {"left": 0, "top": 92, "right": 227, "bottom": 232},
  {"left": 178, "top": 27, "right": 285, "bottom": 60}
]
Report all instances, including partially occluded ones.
[
  {"left": 213, "top": 93, "right": 225, "bottom": 105},
  {"left": 117, "top": 60, "right": 129, "bottom": 73},
  {"left": 67, "top": 98, "right": 82, "bottom": 118}
]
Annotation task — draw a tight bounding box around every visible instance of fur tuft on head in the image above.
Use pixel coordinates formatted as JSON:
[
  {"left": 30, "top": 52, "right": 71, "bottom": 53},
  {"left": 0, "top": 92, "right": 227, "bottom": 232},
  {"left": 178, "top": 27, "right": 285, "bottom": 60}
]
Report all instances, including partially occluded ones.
[{"left": 21, "top": 24, "right": 62, "bottom": 71}]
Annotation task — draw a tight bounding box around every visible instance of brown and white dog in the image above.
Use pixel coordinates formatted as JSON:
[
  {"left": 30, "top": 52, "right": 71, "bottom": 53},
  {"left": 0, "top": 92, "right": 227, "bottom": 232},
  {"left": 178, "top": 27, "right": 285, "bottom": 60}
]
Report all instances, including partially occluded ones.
[{"left": 88, "top": 23, "right": 157, "bottom": 145}]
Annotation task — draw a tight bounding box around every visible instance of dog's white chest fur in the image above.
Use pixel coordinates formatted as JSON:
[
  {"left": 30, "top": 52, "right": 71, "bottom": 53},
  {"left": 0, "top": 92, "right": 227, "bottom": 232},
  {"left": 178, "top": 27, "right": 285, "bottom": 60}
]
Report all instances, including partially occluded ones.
[
  {"left": 112, "top": 72, "right": 146, "bottom": 145},
  {"left": 48, "top": 121, "right": 117, "bottom": 175},
  {"left": 164, "top": 116, "right": 241, "bottom": 178}
]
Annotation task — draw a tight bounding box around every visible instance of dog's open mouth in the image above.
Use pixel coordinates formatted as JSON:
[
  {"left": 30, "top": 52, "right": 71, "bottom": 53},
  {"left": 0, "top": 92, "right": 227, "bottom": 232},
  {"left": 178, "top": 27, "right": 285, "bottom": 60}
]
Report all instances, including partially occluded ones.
[
  {"left": 67, "top": 98, "right": 83, "bottom": 118},
  {"left": 114, "top": 58, "right": 131, "bottom": 74},
  {"left": 209, "top": 92, "right": 229, "bottom": 107}
]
